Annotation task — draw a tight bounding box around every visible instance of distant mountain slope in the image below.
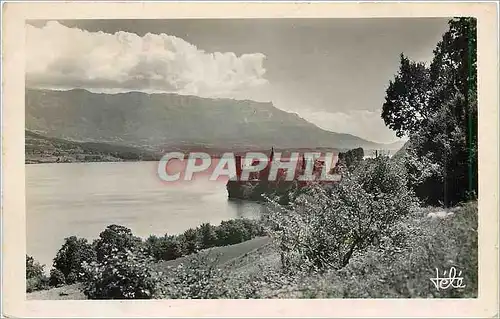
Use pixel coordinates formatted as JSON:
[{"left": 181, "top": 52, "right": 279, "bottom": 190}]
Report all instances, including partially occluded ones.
[
  {"left": 25, "top": 130, "right": 160, "bottom": 164},
  {"left": 26, "top": 88, "right": 400, "bottom": 151},
  {"left": 391, "top": 140, "right": 411, "bottom": 162}
]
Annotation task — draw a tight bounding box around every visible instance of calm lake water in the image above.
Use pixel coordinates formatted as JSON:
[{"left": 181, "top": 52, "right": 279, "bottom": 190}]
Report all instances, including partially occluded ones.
[{"left": 26, "top": 161, "right": 263, "bottom": 270}]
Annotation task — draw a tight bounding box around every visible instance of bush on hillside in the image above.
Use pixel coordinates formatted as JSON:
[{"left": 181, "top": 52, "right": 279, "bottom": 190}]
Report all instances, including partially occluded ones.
[
  {"left": 94, "top": 224, "right": 144, "bottom": 262},
  {"left": 216, "top": 220, "right": 251, "bottom": 246},
  {"left": 160, "top": 253, "right": 228, "bottom": 299},
  {"left": 144, "top": 219, "right": 265, "bottom": 262},
  {"left": 26, "top": 255, "right": 49, "bottom": 292},
  {"left": 197, "top": 223, "right": 218, "bottom": 249},
  {"left": 179, "top": 228, "right": 200, "bottom": 255},
  {"left": 336, "top": 147, "right": 364, "bottom": 172},
  {"left": 266, "top": 156, "right": 418, "bottom": 272},
  {"left": 26, "top": 254, "right": 44, "bottom": 279},
  {"left": 49, "top": 268, "right": 66, "bottom": 287},
  {"left": 53, "top": 236, "right": 96, "bottom": 284},
  {"left": 273, "top": 201, "right": 478, "bottom": 298},
  {"left": 81, "top": 249, "right": 162, "bottom": 299}
]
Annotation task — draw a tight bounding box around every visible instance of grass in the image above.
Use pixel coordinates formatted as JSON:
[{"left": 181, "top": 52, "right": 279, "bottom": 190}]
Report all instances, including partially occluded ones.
[
  {"left": 26, "top": 284, "right": 85, "bottom": 300},
  {"left": 156, "top": 236, "right": 270, "bottom": 270}
]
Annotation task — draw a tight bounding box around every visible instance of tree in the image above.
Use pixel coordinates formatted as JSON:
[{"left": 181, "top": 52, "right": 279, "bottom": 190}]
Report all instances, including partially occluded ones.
[
  {"left": 381, "top": 17, "right": 477, "bottom": 205},
  {"left": 267, "top": 157, "right": 417, "bottom": 272},
  {"left": 216, "top": 220, "right": 250, "bottom": 246},
  {"left": 94, "top": 225, "right": 144, "bottom": 262},
  {"left": 159, "top": 235, "right": 183, "bottom": 261},
  {"left": 53, "top": 236, "right": 96, "bottom": 283},
  {"left": 26, "top": 255, "right": 44, "bottom": 279},
  {"left": 337, "top": 147, "right": 364, "bottom": 171},
  {"left": 26, "top": 255, "right": 49, "bottom": 292},
  {"left": 423, "top": 17, "right": 477, "bottom": 205},
  {"left": 145, "top": 234, "right": 183, "bottom": 261},
  {"left": 145, "top": 235, "right": 162, "bottom": 260},
  {"left": 180, "top": 228, "right": 200, "bottom": 255},
  {"left": 197, "top": 223, "right": 218, "bottom": 249},
  {"left": 82, "top": 249, "right": 162, "bottom": 299},
  {"left": 382, "top": 54, "right": 432, "bottom": 138},
  {"left": 49, "top": 268, "right": 66, "bottom": 287}
]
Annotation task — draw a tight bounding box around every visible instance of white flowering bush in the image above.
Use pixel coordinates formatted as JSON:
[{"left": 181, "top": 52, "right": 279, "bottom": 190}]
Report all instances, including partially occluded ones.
[
  {"left": 81, "top": 248, "right": 162, "bottom": 299},
  {"left": 80, "top": 224, "right": 162, "bottom": 299}
]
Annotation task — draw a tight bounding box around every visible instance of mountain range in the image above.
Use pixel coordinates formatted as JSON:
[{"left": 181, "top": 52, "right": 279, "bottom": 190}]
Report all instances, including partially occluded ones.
[{"left": 25, "top": 88, "right": 404, "bottom": 153}]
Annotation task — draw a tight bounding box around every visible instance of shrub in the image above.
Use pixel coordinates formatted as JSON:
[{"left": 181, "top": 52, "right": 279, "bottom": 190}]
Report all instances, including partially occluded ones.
[
  {"left": 81, "top": 249, "right": 162, "bottom": 299},
  {"left": 179, "top": 228, "right": 200, "bottom": 255},
  {"left": 144, "top": 219, "right": 265, "bottom": 262},
  {"left": 26, "top": 255, "right": 48, "bottom": 292},
  {"left": 336, "top": 147, "right": 364, "bottom": 171},
  {"left": 269, "top": 201, "right": 478, "bottom": 298},
  {"left": 216, "top": 220, "right": 251, "bottom": 246},
  {"left": 266, "top": 156, "right": 418, "bottom": 272},
  {"left": 49, "top": 268, "right": 66, "bottom": 287},
  {"left": 94, "top": 225, "right": 144, "bottom": 262},
  {"left": 53, "top": 236, "right": 96, "bottom": 283},
  {"left": 145, "top": 235, "right": 183, "bottom": 261},
  {"left": 197, "top": 223, "right": 218, "bottom": 249},
  {"left": 26, "top": 255, "right": 44, "bottom": 279},
  {"left": 145, "top": 235, "right": 162, "bottom": 260},
  {"left": 160, "top": 253, "right": 228, "bottom": 299},
  {"left": 215, "top": 219, "right": 264, "bottom": 246},
  {"left": 26, "top": 276, "right": 49, "bottom": 293},
  {"left": 160, "top": 235, "right": 184, "bottom": 260}
]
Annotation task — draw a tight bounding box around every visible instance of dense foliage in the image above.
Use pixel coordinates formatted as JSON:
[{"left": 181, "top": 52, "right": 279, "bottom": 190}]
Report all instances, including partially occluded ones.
[
  {"left": 381, "top": 17, "right": 477, "bottom": 206},
  {"left": 144, "top": 218, "right": 265, "bottom": 262},
  {"left": 265, "top": 156, "right": 418, "bottom": 272},
  {"left": 78, "top": 219, "right": 264, "bottom": 299},
  {"left": 335, "top": 147, "right": 365, "bottom": 172},
  {"left": 271, "top": 201, "right": 478, "bottom": 298},
  {"left": 82, "top": 249, "right": 162, "bottom": 299},
  {"left": 26, "top": 255, "right": 49, "bottom": 292},
  {"left": 160, "top": 253, "right": 228, "bottom": 299},
  {"left": 33, "top": 219, "right": 264, "bottom": 297},
  {"left": 76, "top": 200, "right": 476, "bottom": 300},
  {"left": 94, "top": 225, "right": 145, "bottom": 262},
  {"left": 49, "top": 268, "right": 66, "bottom": 287},
  {"left": 53, "top": 236, "right": 96, "bottom": 284}
]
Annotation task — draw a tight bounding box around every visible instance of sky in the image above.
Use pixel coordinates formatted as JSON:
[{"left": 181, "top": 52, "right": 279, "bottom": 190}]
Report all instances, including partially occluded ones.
[{"left": 26, "top": 19, "right": 450, "bottom": 143}]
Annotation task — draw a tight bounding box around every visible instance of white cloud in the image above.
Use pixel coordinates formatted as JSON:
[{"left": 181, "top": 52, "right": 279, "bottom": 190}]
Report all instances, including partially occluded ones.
[
  {"left": 26, "top": 21, "right": 268, "bottom": 97},
  {"left": 297, "top": 109, "right": 403, "bottom": 144}
]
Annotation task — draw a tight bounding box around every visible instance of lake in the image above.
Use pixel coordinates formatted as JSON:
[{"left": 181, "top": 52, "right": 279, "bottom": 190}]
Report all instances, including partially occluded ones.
[{"left": 26, "top": 161, "right": 263, "bottom": 270}]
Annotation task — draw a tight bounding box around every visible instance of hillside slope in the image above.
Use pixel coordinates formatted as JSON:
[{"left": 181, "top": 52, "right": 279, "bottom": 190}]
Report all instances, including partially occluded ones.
[
  {"left": 25, "top": 130, "right": 160, "bottom": 163},
  {"left": 26, "top": 88, "right": 400, "bottom": 151}
]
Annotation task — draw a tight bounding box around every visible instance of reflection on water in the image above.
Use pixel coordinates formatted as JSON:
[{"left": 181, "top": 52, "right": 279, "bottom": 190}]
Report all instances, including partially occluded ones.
[
  {"left": 228, "top": 198, "right": 269, "bottom": 218},
  {"left": 26, "top": 161, "right": 263, "bottom": 270}
]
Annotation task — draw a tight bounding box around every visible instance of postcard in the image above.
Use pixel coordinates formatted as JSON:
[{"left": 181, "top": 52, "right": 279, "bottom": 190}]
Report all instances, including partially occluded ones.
[{"left": 2, "top": 2, "right": 498, "bottom": 318}]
